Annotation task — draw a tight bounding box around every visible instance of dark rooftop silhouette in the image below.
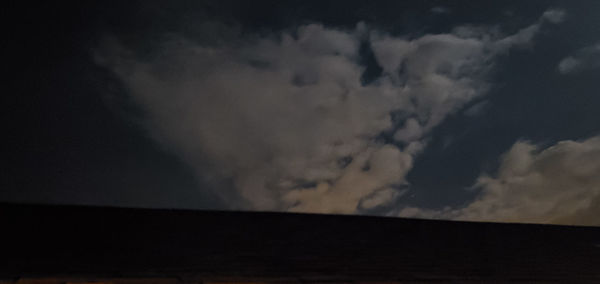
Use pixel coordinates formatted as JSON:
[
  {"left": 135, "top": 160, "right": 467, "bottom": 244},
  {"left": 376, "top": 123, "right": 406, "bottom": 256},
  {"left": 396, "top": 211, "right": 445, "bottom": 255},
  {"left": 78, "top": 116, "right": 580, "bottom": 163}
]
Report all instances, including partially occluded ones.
[{"left": 1, "top": 202, "right": 599, "bottom": 283}]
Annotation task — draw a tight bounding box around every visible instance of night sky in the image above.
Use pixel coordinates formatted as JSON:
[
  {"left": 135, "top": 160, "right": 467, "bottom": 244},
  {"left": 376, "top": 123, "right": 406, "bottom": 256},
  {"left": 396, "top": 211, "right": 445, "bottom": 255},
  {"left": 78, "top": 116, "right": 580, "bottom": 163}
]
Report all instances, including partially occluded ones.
[{"left": 5, "top": 0, "right": 600, "bottom": 226}]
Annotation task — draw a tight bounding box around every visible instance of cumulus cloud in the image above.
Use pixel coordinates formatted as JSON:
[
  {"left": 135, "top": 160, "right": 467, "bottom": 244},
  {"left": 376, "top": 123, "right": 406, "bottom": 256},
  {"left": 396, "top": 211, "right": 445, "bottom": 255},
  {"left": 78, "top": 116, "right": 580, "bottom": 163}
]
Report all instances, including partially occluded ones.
[
  {"left": 398, "top": 136, "right": 600, "bottom": 226},
  {"left": 558, "top": 43, "right": 600, "bottom": 74},
  {"left": 95, "top": 10, "right": 563, "bottom": 214}
]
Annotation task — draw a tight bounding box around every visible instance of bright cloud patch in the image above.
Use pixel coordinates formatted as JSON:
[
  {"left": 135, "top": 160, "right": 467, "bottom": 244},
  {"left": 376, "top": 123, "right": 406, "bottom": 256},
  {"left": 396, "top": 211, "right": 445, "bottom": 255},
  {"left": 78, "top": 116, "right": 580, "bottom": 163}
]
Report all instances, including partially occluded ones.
[
  {"left": 96, "top": 10, "right": 563, "bottom": 214},
  {"left": 398, "top": 136, "right": 600, "bottom": 226}
]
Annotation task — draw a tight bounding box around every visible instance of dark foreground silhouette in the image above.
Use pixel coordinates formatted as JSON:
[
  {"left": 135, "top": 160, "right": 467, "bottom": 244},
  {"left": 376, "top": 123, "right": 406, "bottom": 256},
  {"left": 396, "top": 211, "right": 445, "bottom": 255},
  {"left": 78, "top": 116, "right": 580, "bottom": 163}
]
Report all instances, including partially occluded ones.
[{"left": 1, "top": 202, "right": 599, "bottom": 283}]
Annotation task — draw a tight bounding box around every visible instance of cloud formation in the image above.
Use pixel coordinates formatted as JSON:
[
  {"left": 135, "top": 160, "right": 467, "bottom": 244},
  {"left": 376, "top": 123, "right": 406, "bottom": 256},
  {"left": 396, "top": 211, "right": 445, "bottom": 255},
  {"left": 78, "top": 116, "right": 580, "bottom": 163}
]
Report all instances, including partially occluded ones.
[
  {"left": 96, "top": 10, "right": 563, "bottom": 214},
  {"left": 558, "top": 43, "right": 600, "bottom": 74},
  {"left": 398, "top": 136, "right": 600, "bottom": 226}
]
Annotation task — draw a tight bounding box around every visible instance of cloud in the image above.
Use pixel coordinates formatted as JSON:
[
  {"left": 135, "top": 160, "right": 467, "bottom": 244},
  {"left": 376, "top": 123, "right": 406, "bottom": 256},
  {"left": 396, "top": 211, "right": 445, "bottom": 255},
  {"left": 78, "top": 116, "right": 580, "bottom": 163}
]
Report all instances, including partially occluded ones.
[
  {"left": 463, "top": 100, "right": 489, "bottom": 117},
  {"left": 431, "top": 6, "right": 450, "bottom": 14},
  {"left": 95, "top": 10, "right": 562, "bottom": 214},
  {"left": 360, "top": 186, "right": 408, "bottom": 210},
  {"left": 393, "top": 118, "right": 423, "bottom": 143},
  {"left": 558, "top": 43, "right": 600, "bottom": 74},
  {"left": 542, "top": 9, "right": 566, "bottom": 24},
  {"left": 284, "top": 145, "right": 413, "bottom": 213},
  {"left": 398, "top": 136, "right": 600, "bottom": 226},
  {"left": 493, "top": 8, "right": 565, "bottom": 52}
]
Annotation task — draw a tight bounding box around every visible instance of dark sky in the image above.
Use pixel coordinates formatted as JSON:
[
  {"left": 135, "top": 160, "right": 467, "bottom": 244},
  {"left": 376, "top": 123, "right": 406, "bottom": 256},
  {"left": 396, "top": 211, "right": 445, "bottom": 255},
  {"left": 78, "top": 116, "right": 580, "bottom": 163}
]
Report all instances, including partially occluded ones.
[{"left": 5, "top": 1, "right": 600, "bottom": 225}]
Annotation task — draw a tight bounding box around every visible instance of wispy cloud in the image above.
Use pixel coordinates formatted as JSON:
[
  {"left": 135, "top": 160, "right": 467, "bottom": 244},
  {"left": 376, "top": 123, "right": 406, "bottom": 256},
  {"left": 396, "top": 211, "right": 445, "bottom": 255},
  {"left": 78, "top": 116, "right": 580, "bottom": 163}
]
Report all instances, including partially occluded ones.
[
  {"left": 431, "top": 6, "right": 450, "bottom": 14},
  {"left": 558, "top": 43, "right": 600, "bottom": 74}
]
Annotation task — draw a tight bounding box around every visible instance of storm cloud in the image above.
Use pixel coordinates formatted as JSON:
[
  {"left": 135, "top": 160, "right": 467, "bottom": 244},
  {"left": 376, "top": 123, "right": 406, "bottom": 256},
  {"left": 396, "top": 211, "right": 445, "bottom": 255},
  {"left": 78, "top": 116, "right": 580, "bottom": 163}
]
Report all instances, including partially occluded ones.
[{"left": 96, "top": 10, "right": 563, "bottom": 214}]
